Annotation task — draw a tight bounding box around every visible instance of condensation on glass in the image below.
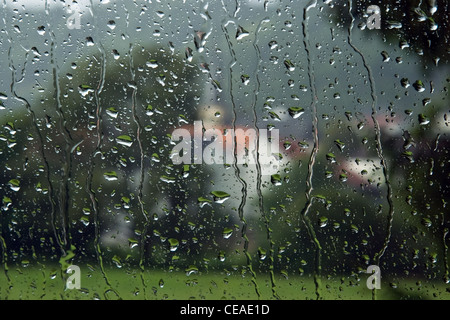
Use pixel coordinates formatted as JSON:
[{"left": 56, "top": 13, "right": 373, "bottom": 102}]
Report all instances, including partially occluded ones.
[{"left": 0, "top": 0, "right": 448, "bottom": 300}]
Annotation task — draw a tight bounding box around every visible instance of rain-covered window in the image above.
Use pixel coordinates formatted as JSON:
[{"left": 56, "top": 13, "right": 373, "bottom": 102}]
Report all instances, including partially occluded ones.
[{"left": 0, "top": 0, "right": 449, "bottom": 301}]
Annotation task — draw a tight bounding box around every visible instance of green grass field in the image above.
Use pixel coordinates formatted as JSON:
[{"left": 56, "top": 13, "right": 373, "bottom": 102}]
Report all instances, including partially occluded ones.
[{"left": 1, "top": 265, "right": 449, "bottom": 300}]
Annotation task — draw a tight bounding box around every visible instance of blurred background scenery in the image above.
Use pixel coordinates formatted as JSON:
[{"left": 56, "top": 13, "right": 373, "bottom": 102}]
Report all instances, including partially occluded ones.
[{"left": 0, "top": 0, "right": 449, "bottom": 299}]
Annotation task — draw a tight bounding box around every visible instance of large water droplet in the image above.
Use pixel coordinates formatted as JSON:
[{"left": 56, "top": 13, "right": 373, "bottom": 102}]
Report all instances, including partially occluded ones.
[
  {"left": 128, "top": 238, "right": 138, "bottom": 249},
  {"left": 271, "top": 174, "right": 282, "bottom": 186},
  {"left": 86, "top": 36, "right": 95, "bottom": 46},
  {"left": 103, "top": 171, "right": 118, "bottom": 181},
  {"left": 334, "top": 139, "right": 345, "bottom": 151},
  {"left": 268, "top": 40, "right": 278, "bottom": 49},
  {"left": 198, "top": 197, "right": 212, "bottom": 208},
  {"left": 284, "top": 59, "right": 295, "bottom": 71},
  {"left": 381, "top": 51, "right": 390, "bottom": 62},
  {"left": 185, "top": 47, "right": 193, "bottom": 62},
  {"left": 106, "top": 107, "right": 119, "bottom": 118},
  {"left": 421, "top": 217, "right": 432, "bottom": 227},
  {"left": 168, "top": 238, "right": 179, "bottom": 252},
  {"left": 236, "top": 26, "right": 249, "bottom": 40},
  {"left": 211, "top": 191, "right": 230, "bottom": 203},
  {"left": 319, "top": 217, "right": 328, "bottom": 228},
  {"left": 258, "top": 247, "right": 267, "bottom": 260},
  {"left": 386, "top": 20, "right": 402, "bottom": 29},
  {"left": 146, "top": 59, "right": 158, "bottom": 69},
  {"left": 222, "top": 227, "right": 233, "bottom": 239},
  {"left": 160, "top": 176, "right": 176, "bottom": 183},
  {"left": 326, "top": 152, "right": 336, "bottom": 163},
  {"left": 218, "top": 251, "right": 226, "bottom": 262},
  {"left": 8, "top": 179, "right": 20, "bottom": 191},
  {"left": 401, "top": 78, "right": 410, "bottom": 88},
  {"left": 78, "top": 85, "right": 94, "bottom": 96},
  {"left": 116, "top": 135, "right": 133, "bottom": 147},
  {"left": 418, "top": 114, "right": 430, "bottom": 125},
  {"left": 288, "top": 107, "right": 304, "bottom": 119},
  {"left": 107, "top": 20, "right": 116, "bottom": 30},
  {"left": 413, "top": 80, "right": 425, "bottom": 92},
  {"left": 112, "top": 255, "right": 122, "bottom": 268},
  {"left": 37, "top": 26, "right": 45, "bottom": 35},
  {"left": 185, "top": 265, "right": 199, "bottom": 276},
  {"left": 241, "top": 74, "right": 250, "bottom": 85}
]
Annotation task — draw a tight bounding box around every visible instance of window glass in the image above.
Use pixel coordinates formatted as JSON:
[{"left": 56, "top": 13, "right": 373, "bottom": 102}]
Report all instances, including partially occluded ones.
[{"left": 0, "top": 0, "right": 448, "bottom": 300}]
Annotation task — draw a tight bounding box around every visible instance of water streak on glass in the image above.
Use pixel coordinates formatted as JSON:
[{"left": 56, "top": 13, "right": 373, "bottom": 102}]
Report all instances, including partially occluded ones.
[
  {"left": 85, "top": 0, "right": 120, "bottom": 299},
  {"left": 300, "top": 0, "right": 322, "bottom": 301},
  {"left": 0, "top": 0, "right": 448, "bottom": 301},
  {"left": 347, "top": 1, "right": 395, "bottom": 281},
  {"left": 222, "top": 15, "right": 261, "bottom": 298}
]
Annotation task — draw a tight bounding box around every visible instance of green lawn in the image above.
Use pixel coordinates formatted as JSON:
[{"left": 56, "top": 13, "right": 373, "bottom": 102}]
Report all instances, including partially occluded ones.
[{"left": 1, "top": 265, "right": 449, "bottom": 300}]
